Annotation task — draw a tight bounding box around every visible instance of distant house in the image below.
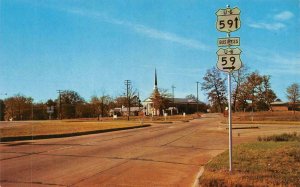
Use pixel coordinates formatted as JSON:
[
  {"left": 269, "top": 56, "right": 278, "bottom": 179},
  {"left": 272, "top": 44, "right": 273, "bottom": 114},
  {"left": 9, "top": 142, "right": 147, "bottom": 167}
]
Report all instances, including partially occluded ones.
[
  {"left": 143, "top": 97, "right": 198, "bottom": 116},
  {"left": 270, "top": 101, "right": 288, "bottom": 111},
  {"left": 270, "top": 101, "right": 300, "bottom": 111},
  {"left": 109, "top": 107, "right": 142, "bottom": 117}
]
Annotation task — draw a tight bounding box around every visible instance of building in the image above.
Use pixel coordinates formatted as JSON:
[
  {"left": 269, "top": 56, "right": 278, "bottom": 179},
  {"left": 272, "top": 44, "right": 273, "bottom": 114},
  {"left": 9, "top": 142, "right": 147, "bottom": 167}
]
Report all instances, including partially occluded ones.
[
  {"left": 270, "top": 101, "right": 288, "bottom": 111},
  {"left": 109, "top": 107, "right": 142, "bottom": 117},
  {"left": 143, "top": 69, "right": 204, "bottom": 116},
  {"left": 270, "top": 101, "right": 300, "bottom": 111}
]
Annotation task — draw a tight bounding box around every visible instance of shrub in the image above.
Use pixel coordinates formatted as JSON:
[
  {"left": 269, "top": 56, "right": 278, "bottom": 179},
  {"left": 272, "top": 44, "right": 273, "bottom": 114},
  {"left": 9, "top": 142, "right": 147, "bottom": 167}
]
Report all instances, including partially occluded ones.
[{"left": 257, "top": 132, "right": 299, "bottom": 142}]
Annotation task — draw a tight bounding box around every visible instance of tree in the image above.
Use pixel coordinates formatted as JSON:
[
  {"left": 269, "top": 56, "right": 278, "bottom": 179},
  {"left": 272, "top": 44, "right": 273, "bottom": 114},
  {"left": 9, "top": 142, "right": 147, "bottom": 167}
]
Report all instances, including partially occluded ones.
[
  {"left": 0, "top": 99, "right": 5, "bottom": 121},
  {"left": 185, "top": 94, "right": 197, "bottom": 100},
  {"left": 231, "top": 65, "right": 249, "bottom": 112},
  {"left": 258, "top": 75, "right": 277, "bottom": 111},
  {"left": 150, "top": 88, "right": 171, "bottom": 115},
  {"left": 286, "top": 83, "right": 300, "bottom": 113},
  {"left": 238, "top": 72, "right": 277, "bottom": 111},
  {"left": 114, "top": 96, "right": 127, "bottom": 108},
  {"left": 75, "top": 102, "right": 94, "bottom": 118},
  {"left": 201, "top": 67, "right": 227, "bottom": 113},
  {"left": 4, "top": 94, "right": 33, "bottom": 120},
  {"left": 57, "top": 90, "right": 84, "bottom": 119},
  {"left": 32, "top": 102, "right": 48, "bottom": 120},
  {"left": 99, "top": 94, "right": 113, "bottom": 118}
]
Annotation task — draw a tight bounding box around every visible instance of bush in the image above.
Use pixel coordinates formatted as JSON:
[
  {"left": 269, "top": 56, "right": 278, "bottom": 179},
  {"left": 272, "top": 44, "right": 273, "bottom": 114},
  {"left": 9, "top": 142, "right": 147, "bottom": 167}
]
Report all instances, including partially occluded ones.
[{"left": 257, "top": 132, "right": 299, "bottom": 142}]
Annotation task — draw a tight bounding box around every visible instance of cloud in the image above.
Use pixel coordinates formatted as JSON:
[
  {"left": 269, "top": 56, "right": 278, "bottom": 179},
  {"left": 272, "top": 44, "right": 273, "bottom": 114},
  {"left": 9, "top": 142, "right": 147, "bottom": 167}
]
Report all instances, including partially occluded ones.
[
  {"left": 60, "top": 7, "right": 209, "bottom": 51},
  {"left": 248, "top": 22, "right": 286, "bottom": 31},
  {"left": 248, "top": 10, "right": 294, "bottom": 31},
  {"left": 248, "top": 48, "right": 300, "bottom": 75},
  {"left": 274, "top": 11, "right": 294, "bottom": 21}
]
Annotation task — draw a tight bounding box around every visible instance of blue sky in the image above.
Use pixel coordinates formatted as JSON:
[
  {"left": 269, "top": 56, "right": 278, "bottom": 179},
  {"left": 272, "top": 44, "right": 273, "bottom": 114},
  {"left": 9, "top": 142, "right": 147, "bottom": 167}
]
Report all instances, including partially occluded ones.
[{"left": 0, "top": 0, "right": 299, "bottom": 102}]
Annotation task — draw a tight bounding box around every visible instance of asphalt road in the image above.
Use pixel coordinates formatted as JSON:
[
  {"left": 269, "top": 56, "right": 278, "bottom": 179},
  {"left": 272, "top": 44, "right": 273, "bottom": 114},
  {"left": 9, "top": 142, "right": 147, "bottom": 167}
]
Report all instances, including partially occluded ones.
[{"left": 0, "top": 114, "right": 232, "bottom": 186}]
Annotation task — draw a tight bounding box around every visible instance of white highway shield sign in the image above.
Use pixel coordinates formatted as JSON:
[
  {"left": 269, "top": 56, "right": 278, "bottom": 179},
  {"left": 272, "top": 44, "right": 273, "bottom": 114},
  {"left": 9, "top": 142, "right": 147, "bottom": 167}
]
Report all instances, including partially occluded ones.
[
  {"left": 216, "top": 48, "right": 242, "bottom": 73},
  {"left": 216, "top": 7, "right": 241, "bottom": 33}
]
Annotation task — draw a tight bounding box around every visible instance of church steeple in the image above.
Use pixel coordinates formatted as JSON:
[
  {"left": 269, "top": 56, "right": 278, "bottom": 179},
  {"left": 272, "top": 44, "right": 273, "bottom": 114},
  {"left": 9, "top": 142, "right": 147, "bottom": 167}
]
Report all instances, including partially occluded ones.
[{"left": 154, "top": 68, "right": 158, "bottom": 90}]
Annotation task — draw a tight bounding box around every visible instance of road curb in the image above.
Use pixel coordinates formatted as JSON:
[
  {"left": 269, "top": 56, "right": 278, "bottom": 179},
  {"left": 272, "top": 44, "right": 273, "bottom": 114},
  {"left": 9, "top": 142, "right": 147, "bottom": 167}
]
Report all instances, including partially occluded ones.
[
  {"left": 192, "top": 166, "right": 204, "bottom": 187},
  {"left": 0, "top": 124, "right": 151, "bottom": 142}
]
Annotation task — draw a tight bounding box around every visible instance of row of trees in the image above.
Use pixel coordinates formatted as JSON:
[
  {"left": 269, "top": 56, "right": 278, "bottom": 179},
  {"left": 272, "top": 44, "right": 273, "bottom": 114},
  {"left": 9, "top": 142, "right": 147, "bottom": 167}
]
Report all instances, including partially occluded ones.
[
  {"left": 201, "top": 66, "right": 299, "bottom": 113},
  {"left": 0, "top": 88, "right": 210, "bottom": 121},
  {"left": 0, "top": 90, "right": 143, "bottom": 121},
  {"left": 1, "top": 67, "right": 297, "bottom": 120},
  {"left": 0, "top": 90, "right": 208, "bottom": 121}
]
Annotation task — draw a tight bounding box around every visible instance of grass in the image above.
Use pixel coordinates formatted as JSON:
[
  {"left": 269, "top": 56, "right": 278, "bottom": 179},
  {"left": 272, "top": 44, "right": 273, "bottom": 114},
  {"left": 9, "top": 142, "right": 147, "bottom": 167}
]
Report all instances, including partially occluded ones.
[
  {"left": 200, "top": 133, "right": 300, "bottom": 186},
  {"left": 258, "top": 132, "right": 300, "bottom": 142},
  {"left": 0, "top": 114, "right": 196, "bottom": 138},
  {"left": 0, "top": 121, "right": 145, "bottom": 138},
  {"left": 221, "top": 111, "right": 300, "bottom": 125},
  {"left": 77, "top": 113, "right": 198, "bottom": 122},
  {"left": 231, "top": 111, "right": 300, "bottom": 122}
]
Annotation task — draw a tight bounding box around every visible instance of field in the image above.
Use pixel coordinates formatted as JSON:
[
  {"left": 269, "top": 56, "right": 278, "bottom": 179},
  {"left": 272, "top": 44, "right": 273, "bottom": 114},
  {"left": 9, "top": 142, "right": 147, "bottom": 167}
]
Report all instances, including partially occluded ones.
[
  {"left": 0, "top": 114, "right": 197, "bottom": 139},
  {"left": 200, "top": 133, "right": 300, "bottom": 186},
  {"left": 231, "top": 111, "right": 300, "bottom": 122},
  {"left": 201, "top": 111, "right": 300, "bottom": 186}
]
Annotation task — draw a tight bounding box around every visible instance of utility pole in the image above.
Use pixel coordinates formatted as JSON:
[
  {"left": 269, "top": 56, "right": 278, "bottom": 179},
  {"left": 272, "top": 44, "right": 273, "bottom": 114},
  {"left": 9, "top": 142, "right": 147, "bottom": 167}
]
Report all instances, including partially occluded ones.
[
  {"left": 57, "top": 90, "right": 63, "bottom": 120},
  {"left": 124, "top": 80, "right": 131, "bottom": 121},
  {"left": 138, "top": 92, "right": 141, "bottom": 113},
  {"left": 171, "top": 85, "right": 175, "bottom": 115},
  {"left": 196, "top": 81, "right": 200, "bottom": 113}
]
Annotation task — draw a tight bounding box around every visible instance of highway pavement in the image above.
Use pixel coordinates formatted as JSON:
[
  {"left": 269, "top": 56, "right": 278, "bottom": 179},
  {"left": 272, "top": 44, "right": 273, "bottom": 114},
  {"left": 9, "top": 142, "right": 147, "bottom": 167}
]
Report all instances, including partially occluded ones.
[{"left": 1, "top": 114, "right": 228, "bottom": 186}]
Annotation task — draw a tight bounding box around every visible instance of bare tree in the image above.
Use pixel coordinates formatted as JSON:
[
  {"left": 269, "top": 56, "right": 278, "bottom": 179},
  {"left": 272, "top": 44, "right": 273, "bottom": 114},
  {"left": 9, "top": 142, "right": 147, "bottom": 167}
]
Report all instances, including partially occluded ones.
[
  {"left": 286, "top": 83, "right": 300, "bottom": 114},
  {"left": 201, "top": 67, "right": 227, "bottom": 113},
  {"left": 150, "top": 88, "right": 171, "bottom": 115},
  {"left": 4, "top": 94, "right": 33, "bottom": 120},
  {"left": 232, "top": 65, "right": 248, "bottom": 112}
]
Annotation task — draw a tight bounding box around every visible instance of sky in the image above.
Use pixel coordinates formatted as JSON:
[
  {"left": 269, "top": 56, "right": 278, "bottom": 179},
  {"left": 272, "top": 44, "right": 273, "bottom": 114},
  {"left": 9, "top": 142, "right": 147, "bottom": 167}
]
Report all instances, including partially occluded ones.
[{"left": 0, "top": 0, "right": 299, "bottom": 103}]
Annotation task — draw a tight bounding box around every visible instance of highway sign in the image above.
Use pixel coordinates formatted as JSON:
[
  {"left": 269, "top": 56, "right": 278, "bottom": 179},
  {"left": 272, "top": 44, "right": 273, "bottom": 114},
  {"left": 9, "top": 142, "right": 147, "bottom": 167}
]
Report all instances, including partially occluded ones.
[
  {"left": 216, "top": 48, "right": 242, "bottom": 72},
  {"left": 218, "top": 37, "right": 240, "bottom": 47},
  {"left": 216, "top": 7, "right": 241, "bottom": 33}
]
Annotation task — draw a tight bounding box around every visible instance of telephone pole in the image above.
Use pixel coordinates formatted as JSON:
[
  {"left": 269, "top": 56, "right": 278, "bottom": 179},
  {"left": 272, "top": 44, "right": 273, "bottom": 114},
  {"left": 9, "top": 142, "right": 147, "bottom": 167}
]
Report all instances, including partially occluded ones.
[
  {"left": 196, "top": 81, "right": 200, "bottom": 113},
  {"left": 124, "top": 80, "right": 131, "bottom": 121},
  {"left": 172, "top": 85, "right": 176, "bottom": 115},
  {"left": 57, "top": 90, "right": 64, "bottom": 120}
]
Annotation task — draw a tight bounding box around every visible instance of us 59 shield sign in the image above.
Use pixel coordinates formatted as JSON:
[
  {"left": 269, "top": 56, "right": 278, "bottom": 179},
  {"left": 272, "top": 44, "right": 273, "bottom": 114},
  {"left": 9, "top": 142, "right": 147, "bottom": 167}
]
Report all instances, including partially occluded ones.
[{"left": 216, "top": 48, "right": 242, "bottom": 73}]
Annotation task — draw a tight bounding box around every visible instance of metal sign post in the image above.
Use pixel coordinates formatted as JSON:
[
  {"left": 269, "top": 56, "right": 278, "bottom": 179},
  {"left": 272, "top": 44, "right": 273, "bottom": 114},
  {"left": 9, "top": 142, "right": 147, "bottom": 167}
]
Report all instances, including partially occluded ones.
[
  {"left": 228, "top": 62, "right": 233, "bottom": 172},
  {"left": 216, "top": 5, "right": 242, "bottom": 173}
]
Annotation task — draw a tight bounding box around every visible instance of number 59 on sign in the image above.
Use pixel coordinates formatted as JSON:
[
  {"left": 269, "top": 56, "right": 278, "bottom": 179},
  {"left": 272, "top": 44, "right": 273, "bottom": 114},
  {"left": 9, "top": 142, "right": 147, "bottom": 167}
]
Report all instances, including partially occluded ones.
[{"left": 216, "top": 48, "right": 242, "bottom": 73}]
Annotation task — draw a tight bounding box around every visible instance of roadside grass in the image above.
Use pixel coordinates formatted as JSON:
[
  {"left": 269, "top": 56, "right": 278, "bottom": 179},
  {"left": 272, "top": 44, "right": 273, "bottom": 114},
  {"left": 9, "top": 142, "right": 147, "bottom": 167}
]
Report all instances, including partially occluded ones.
[
  {"left": 258, "top": 132, "right": 300, "bottom": 142},
  {"left": 200, "top": 133, "right": 300, "bottom": 186},
  {"left": 0, "top": 121, "right": 144, "bottom": 138},
  {"left": 76, "top": 113, "right": 198, "bottom": 122},
  {"left": 232, "top": 111, "right": 300, "bottom": 122},
  {"left": 0, "top": 114, "right": 197, "bottom": 138}
]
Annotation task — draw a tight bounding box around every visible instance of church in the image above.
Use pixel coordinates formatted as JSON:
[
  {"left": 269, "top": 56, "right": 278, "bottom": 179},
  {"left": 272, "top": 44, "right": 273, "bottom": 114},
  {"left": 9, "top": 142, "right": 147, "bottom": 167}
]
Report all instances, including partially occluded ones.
[{"left": 143, "top": 69, "right": 200, "bottom": 116}]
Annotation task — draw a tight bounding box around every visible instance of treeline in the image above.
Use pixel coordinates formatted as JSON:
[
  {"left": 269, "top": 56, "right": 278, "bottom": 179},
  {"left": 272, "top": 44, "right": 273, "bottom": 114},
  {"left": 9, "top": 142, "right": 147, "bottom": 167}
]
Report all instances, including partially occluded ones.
[
  {"left": 201, "top": 66, "right": 297, "bottom": 113},
  {"left": 0, "top": 90, "right": 142, "bottom": 121}
]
